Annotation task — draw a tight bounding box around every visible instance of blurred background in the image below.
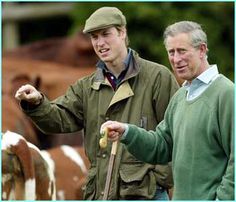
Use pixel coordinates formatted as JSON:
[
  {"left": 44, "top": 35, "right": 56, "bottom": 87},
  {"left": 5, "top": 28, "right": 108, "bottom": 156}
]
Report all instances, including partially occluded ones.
[{"left": 2, "top": 2, "right": 234, "bottom": 80}]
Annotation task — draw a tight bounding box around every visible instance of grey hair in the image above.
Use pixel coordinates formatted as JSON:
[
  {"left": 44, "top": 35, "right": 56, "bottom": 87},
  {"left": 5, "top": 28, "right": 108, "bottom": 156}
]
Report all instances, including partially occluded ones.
[{"left": 163, "top": 21, "right": 208, "bottom": 51}]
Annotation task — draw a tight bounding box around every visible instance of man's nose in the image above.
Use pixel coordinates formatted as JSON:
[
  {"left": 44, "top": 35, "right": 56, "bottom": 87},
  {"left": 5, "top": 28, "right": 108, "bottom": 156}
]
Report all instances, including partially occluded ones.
[
  {"left": 97, "top": 36, "right": 105, "bottom": 46},
  {"left": 173, "top": 52, "right": 182, "bottom": 64}
]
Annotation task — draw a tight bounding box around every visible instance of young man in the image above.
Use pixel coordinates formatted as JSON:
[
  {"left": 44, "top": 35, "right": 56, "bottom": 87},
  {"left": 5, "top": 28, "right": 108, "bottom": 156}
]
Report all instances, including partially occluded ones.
[
  {"left": 15, "top": 7, "right": 179, "bottom": 200},
  {"left": 101, "top": 21, "right": 234, "bottom": 200}
]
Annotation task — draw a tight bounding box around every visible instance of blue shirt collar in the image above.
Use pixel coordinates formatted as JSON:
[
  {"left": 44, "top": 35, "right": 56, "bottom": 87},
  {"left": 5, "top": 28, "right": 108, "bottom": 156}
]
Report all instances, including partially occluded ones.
[{"left": 183, "top": 64, "right": 219, "bottom": 87}]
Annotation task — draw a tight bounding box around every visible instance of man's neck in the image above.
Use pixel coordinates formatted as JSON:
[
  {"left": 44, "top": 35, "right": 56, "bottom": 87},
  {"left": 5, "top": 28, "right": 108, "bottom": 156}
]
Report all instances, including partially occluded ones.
[{"left": 105, "top": 49, "right": 128, "bottom": 78}]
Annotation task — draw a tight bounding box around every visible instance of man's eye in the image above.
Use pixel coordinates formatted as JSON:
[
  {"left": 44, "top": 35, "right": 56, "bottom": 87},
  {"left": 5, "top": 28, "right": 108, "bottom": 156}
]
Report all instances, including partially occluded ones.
[
  {"left": 103, "top": 32, "right": 110, "bottom": 36},
  {"left": 179, "top": 49, "right": 186, "bottom": 54},
  {"left": 90, "top": 35, "right": 97, "bottom": 40}
]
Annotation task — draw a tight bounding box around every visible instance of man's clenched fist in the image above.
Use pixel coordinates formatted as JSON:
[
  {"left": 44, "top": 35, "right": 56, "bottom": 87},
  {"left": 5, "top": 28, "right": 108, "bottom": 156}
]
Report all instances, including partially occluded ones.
[{"left": 15, "top": 84, "right": 42, "bottom": 105}]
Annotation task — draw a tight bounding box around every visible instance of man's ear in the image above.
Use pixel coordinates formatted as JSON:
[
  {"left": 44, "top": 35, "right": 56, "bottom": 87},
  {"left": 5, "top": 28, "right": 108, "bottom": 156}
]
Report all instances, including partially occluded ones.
[
  {"left": 199, "top": 43, "right": 208, "bottom": 58},
  {"left": 120, "top": 27, "right": 127, "bottom": 40}
]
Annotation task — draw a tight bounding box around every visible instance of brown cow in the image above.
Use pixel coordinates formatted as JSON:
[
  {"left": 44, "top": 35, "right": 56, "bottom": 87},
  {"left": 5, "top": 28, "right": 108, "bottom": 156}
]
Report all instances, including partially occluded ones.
[
  {"left": 2, "top": 56, "right": 95, "bottom": 99},
  {"left": 3, "top": 31, "right": 98, "bottom": 68},
  {"left": 2, "top": 56, "right": 95, "bottom": 148},
  {"left": 2, "top": 131, "right": 56, "bottom": 200},
  {"left": 2, "top": 94, "right": 39, "bottom": 147},
  {"left": 41, "top": 145, "right": 90, "bottom": 200}
]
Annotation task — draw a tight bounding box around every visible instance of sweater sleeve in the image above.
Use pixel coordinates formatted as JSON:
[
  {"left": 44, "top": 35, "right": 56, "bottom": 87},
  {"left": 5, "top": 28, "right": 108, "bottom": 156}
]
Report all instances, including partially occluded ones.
[
  {"left": 217, "top": 140, "right": 234, "bottom": 200},
  {"left": 216, "top": 83, "right": 234, "bottom": 200},
  {"left": 121, "top": 119, "right": 173, "bottom": 165}
]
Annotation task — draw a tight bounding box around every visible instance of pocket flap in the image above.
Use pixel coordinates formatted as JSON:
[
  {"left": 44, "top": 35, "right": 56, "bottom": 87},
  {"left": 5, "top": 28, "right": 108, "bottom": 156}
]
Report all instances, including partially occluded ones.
[{"left": 119, "top": 163, "right": 153, "bottom": 183}]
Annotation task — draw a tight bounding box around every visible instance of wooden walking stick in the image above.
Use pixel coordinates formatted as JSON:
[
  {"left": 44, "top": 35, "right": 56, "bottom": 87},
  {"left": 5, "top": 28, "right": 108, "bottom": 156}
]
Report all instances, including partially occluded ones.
[{"left": 99, "top": 127, "right": 118, "bottom": 200}]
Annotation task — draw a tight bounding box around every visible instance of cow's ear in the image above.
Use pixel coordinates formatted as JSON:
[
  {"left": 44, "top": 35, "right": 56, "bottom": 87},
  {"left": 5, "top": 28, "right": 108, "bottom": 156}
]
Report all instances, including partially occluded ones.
[
  {"left": 34, "top": 75, "right": 41, "bottom": 90},
  {"left": 11, "top": 73, "right": 31, "bottom": 96}
]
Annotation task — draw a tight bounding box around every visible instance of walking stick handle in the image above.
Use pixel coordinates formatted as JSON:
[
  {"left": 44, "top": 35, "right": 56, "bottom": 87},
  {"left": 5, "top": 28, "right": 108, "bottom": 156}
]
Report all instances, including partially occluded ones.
[
  {"left": 99, "top": 127, "right": 108, "bottom": 148},
  {"left": 111, "top": 140, "right": 118, "bottom": 155}
]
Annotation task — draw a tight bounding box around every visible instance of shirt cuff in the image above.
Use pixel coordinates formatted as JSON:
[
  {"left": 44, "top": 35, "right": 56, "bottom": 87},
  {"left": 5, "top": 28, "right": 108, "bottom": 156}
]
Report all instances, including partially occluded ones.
[{"left": 121, "top": 124, "right": 129, "bottom": 140}]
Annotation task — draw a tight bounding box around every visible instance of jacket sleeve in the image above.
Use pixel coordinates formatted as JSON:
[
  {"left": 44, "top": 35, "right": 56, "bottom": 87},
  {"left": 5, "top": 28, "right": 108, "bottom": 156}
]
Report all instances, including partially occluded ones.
[
  {"left": 21, "top": 81, "right": 84, "bottom": 134},
  {"left": 153, "top": 66, "right": 179, "bottom": 123},
  {"left": 152, "top": 66, "right": 178, "bottom": 189}
]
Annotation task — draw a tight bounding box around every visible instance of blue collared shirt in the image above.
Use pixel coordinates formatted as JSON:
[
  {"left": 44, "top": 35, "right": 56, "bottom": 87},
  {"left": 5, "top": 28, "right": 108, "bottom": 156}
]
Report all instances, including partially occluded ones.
[
  {"left": 96, "top": 48, "right": 132, "bottom": 90},
  {"left": 183, "top": 65, "right": 219, "bottom": 101}
]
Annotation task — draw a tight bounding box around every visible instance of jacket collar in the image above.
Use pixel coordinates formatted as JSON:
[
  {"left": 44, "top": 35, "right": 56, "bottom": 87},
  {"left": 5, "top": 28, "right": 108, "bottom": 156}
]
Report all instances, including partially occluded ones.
[{"left": 91, "top": 49, "right": 141, "bottom": 90}]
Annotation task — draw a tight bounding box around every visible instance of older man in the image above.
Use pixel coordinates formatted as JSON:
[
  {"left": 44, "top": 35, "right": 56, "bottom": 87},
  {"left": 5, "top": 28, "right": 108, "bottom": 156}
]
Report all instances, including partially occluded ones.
[
  {"left": 15, "top": 7, "right": 179, "bottom": 200},
  {"left": 101, "top": 21, "right": 234, "bottom": 200}
]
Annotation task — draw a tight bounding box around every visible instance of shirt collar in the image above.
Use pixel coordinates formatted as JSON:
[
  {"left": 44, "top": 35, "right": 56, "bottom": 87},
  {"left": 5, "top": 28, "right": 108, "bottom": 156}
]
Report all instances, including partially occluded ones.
[
  {"left": 182, "top": 64, "right": 219, "bottom": 87},
  {"left": 197, "top": 64, "right": 219, "bottom": 84}
]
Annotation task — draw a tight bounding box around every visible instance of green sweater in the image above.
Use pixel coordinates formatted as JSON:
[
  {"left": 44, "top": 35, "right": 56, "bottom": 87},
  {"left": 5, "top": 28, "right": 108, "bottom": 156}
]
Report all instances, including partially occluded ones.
[{"left": 122, "top": 75, "right": 234, "bottom": 200}]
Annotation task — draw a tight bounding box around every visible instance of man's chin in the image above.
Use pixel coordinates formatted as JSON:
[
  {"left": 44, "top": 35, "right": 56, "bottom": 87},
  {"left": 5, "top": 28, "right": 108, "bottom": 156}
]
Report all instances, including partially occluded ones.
[
  {"left": 101, "top": 57, "right": 112, "bottom": 63},
  {"left": 175, "top": 70, "right": 188, "bottom": 79}
]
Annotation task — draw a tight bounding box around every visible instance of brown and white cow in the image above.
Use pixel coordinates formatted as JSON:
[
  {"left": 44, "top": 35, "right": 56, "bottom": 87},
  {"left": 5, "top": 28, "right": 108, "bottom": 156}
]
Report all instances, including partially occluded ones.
[
  {"left": 41, "top": 145, "right": 90, "bottom": 200},
  {"left": 2, "top": 130, "right": 90, "bottom": 200},
  {"left": 2, "top": 131, "right": 56, "bottom": 200}
]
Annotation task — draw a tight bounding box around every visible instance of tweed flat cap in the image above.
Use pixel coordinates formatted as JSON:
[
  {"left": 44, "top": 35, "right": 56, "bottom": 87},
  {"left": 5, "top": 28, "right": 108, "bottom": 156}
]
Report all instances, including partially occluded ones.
[{"left": 83, "top": 7, "right": 126, "bottom": 33}]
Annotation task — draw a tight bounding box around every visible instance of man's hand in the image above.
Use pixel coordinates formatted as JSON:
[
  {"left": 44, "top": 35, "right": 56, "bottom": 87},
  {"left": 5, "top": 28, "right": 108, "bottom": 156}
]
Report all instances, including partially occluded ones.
[
  {"left": 100, "top": 121, "right": 127, "bottom": 141},
  {"left": 15, "top": 84, "right": 42, "bottom": 105}
]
